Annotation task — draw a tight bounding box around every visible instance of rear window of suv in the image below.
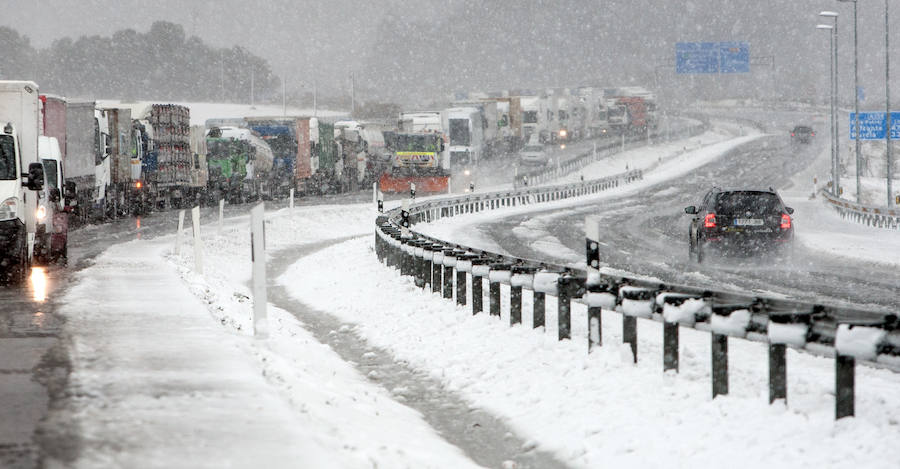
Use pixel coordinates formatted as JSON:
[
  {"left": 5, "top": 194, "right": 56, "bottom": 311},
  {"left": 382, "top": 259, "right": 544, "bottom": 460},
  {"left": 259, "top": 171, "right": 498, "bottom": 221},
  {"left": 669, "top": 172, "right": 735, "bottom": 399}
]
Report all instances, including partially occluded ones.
[
  {"left": 715, "top": 191, "right": 781, "bottom": 215},
  {"left": 793, "top": 126, "right": 813, "bottom": 134}
]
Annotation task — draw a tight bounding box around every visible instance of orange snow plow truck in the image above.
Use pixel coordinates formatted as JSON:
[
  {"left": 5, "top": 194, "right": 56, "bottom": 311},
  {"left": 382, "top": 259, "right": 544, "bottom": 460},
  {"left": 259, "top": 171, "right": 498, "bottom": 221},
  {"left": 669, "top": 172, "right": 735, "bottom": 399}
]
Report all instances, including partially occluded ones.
[{"left": 380, "top": 132, "right": 449, "bottom": 193}]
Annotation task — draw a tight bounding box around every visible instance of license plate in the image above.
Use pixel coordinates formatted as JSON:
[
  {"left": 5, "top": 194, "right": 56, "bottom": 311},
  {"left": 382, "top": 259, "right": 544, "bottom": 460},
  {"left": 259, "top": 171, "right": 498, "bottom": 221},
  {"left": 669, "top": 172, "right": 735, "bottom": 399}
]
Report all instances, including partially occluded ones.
[{"left": 734, "top": 218, "right": 763, "bottom": 226}]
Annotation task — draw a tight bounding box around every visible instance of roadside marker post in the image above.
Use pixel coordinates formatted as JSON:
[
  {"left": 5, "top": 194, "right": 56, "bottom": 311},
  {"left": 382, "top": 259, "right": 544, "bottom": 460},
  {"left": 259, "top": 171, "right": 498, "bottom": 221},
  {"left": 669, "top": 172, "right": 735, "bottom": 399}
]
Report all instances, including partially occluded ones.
[
  {"left": 175, "top": 209, "right": 185, "bottom": 256},
  {"left": 289, "top": 188, "right": 295, "bottom": 209},
  {"left": 191, "top": 206, "right": 203, "bottom": 274},
  {"left": 250, "top": 203, "right": 268, "bottom": 338}
]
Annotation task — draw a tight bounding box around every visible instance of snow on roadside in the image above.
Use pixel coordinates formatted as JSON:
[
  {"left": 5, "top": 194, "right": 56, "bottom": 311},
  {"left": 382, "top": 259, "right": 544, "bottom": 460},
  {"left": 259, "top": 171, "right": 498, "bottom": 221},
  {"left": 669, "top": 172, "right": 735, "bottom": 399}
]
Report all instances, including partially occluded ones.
[
  {"left": 52, "top": 204, "right": 483, "bottom": 469},
  {"left": 783, "top": 130, "right": 900, "bottom": 268},
  {"left": 279, "top": 236, "right": 900, "bottom": 469}
]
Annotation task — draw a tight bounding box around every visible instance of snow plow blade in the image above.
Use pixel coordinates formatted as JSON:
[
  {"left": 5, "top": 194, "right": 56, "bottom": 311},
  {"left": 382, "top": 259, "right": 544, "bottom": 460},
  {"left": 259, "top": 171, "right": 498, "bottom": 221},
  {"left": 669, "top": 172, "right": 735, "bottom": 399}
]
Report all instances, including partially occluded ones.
[{"left": 379, "top": 174, "right": 449, "bottom": 193}]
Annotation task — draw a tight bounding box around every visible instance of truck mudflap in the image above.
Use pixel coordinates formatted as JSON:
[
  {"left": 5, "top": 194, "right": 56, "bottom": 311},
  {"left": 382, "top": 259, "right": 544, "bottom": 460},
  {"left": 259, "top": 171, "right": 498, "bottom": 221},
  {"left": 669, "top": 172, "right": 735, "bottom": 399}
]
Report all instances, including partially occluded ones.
[{"left": 379, "top": 174, "right": 449, "bottom": 193}]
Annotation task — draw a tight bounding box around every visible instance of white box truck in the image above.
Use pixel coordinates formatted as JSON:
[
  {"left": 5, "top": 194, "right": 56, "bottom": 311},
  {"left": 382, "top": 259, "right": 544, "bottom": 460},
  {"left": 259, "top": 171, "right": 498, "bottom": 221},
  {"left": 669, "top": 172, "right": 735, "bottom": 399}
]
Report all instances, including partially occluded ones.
[{"left": 0, "top": 80, "right": 46, "bottom": 283}]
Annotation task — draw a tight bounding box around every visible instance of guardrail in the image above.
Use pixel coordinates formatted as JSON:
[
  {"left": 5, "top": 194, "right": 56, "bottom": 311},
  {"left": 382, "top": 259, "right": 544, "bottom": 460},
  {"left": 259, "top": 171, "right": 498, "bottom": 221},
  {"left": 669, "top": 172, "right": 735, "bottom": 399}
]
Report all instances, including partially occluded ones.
[
  {"left": 514, "top": 116, "right": 708, "bottom": 188},
  {"left": 821, "top": 190, "right": 900, "bottom": 230},
  {"left": 374, "top": 161, "right": 900, "bottom": 421}
]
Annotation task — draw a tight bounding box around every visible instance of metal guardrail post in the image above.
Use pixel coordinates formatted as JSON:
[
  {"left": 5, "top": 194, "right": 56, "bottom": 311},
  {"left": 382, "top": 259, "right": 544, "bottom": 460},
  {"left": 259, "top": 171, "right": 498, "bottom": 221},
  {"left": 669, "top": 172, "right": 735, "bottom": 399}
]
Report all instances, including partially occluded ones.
[
  {"left": 431, "top": 244, "right": 444, "bottom": 294},
  {"left": 442, "top": 249, "right": 455, "bottom": 300},
  {"left": 455, "top": 251, "right": 470, "bottom": 306},
  {"left": 711, "top": 333, "right": 728, "bottom": 397},
  {"left": 557, "top": 273, "right": 586, "bottom": 341},
  {"left": 835, "top": 355, "right": 855, "bottom": 419},
  {"left": 663, "top": 322, "right": 679, "bottom": 372},
  {"left": 769, "top": 344, "right": 787, "bottom": 403},
  {"left": 412, "top": 240, "right": 426, "bottom": 288},
  {"left": 533, "top": 291, "right": 546, "bottom": 330},
  {"left": 510, "top": 265, "right": 536, "bottom": 326},
  {"left": 489, "top": 263, "right": 511, "bottom": 318},
  {"left": 470, "top": 257, "right": 489, "bottom": 314},
  {"left": 618, "top": 286, "right": 655, "bottom": 363}
]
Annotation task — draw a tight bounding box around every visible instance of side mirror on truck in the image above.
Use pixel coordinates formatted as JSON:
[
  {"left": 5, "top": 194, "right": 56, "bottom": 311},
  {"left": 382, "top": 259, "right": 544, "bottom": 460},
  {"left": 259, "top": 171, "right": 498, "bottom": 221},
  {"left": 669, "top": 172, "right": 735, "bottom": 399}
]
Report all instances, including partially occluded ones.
[{"left": 23, "top": 163, "right": 44, "bottom": 191}]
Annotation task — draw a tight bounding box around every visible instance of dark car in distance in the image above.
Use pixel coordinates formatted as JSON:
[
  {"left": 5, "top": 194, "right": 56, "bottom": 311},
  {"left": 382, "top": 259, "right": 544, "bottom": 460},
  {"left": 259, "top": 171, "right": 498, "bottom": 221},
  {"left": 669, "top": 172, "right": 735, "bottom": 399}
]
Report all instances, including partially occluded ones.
[
  {"left": 684, "top": 188, "right": 794, "bottom": 263},
  {"left": 791, "top": 125, "right": 814, "bottom": 144}
]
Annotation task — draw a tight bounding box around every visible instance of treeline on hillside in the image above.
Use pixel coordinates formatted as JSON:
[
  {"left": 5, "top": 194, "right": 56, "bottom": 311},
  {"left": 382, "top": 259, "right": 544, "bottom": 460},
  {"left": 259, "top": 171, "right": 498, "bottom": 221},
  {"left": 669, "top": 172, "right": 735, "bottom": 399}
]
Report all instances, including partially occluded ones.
[{"left": 0, "top": 21, "right": 279, "bottom": 102}]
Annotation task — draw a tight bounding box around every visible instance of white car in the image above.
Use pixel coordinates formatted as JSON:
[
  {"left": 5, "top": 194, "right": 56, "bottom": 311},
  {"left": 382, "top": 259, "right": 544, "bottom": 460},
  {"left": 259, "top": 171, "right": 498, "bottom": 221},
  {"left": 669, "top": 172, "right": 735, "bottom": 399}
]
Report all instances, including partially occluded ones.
[{"left": 518, "top": 143, "right": 549, "bottom": 166}]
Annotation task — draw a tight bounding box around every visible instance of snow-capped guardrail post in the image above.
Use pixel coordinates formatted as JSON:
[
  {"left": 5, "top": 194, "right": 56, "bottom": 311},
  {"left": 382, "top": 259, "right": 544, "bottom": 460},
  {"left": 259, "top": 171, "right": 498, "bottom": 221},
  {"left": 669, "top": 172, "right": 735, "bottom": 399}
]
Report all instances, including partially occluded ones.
[
  {"left": 709, "top": 306, "right": 752, "bottom": 398},
  {"left": 510, "top": 266, "right": 536, "bottom": 326},
  {"left": 488, "top": 263, "right": 511, "bottom": 318},
  {"left": 766, "top": 311, "right": 811, "bottom": 404},
  {"left": 832, "top": 320, "right": 889, "bottom": 419},
  {"left": 533, "top": 270, "right": 560, "bottom": 333},
  {"left": 289, "top": 188, "right": 295, "bottom": 209},
  {"left": 441, "top": 249, "right": 456, "bottom": 300},
  {"left": 431, "top": 244, "right": 444, "bottom": 294},
  {"left": 557, "top": 272, "right": 586, "bottom": 341},
  {"left": 454, "top": 251, "right": 472, "bottom": 306},
  {"left": 658, "top": 293, "right": 709, "bottom": 374},
  {"left": 412, "top": 240, "right": 427, "bottom": 289},
  {"left": 387, "top": 230, "right": 402, "bottom": 269},
  {"left": 419, "top": 242, "right": 432, "bottom": 289},
  {"left": 833, "top": 318, "right": 896, "bottom": 419},
  {"left": 618, "top": 286, "right": 655, "bottom": 363},
  {"left": 175, "top": 209, "right": 185, "bottom": 256},
  {"left": 191, "top": 205, "right": 203, "bottom": 274},
  {"left": 470, "top": 258, "right": 491, "bottom": 315},
  {"left": 250, "top": 202, "right": 268, "bottom": 338}
]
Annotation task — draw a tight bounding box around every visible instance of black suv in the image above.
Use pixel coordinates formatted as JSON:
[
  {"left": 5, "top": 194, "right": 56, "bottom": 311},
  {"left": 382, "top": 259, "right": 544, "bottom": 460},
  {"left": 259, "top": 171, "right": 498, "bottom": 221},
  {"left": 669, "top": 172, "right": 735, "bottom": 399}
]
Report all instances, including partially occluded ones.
[
  {"left": 791, "top": 125, "right": 814, "bottom": 144},
  {"left": 684, "top": 188, "right": 794, "bottom": 262}
]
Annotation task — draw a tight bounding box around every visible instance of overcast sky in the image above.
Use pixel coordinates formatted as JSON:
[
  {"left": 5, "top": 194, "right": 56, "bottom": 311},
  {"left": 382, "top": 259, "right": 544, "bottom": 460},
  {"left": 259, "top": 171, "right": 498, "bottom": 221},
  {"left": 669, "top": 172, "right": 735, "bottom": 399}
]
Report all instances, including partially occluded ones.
[{"left": 3, "top": 0, "right": 897, "bottom": 106}]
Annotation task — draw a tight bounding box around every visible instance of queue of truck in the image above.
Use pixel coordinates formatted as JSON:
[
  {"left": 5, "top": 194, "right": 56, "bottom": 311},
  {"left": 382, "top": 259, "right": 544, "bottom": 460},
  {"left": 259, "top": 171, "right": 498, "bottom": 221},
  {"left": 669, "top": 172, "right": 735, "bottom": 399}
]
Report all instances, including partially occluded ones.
[
  {"left": 379, "top": 86, "right": 658, "bottom": 194},
  {"left": 0, "top": 78, "right": 658, "bottom": 282}
]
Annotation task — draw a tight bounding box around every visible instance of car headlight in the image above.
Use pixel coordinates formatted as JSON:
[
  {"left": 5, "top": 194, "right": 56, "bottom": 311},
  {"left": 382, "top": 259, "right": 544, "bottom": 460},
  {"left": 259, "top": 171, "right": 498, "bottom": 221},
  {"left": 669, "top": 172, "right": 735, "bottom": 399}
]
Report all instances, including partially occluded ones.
[
  {"left": 464, "top": 169, "right": 471, "bottom": 176},
  {"left": 36, "top": 204, "right": 47, "bottom": 221},
  {"left": 0, "top": 197, "right": 18, "bottom": 221}
]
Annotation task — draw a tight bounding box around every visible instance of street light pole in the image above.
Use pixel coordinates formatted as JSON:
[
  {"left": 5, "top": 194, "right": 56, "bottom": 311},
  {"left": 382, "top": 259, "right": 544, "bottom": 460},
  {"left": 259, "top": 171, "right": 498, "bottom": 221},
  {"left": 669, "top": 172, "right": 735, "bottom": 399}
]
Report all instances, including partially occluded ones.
[
  {"left": 839, "top": 0, "right": 861, "bottom": 203},
  {"left": 886, "top": 0, "right": 893, "bottom": 206},
  {"left": 820, "top": 12, "right": 840, "bottom": 196},
  {"left": 818, "top": 23, "right": 836, "bottom": 194}
]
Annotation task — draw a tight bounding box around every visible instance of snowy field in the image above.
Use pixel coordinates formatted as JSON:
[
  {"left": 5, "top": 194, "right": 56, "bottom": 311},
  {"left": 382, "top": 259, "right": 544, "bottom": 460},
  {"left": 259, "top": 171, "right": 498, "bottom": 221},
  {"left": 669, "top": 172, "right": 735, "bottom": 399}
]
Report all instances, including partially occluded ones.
[{"left": 51, "top": 119, "right": 900, "bottom": 468}]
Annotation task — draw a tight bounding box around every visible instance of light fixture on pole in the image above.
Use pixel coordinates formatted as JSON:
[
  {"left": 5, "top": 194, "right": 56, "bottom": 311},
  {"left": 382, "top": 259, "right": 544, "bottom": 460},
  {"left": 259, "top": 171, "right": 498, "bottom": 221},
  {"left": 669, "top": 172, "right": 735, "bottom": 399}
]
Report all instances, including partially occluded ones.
[
  {"left": 820, "top": 11, "right": 840, "bottom": 196},
  {"left": 838, "top": 0, "right": 861, "bottom": 203}
]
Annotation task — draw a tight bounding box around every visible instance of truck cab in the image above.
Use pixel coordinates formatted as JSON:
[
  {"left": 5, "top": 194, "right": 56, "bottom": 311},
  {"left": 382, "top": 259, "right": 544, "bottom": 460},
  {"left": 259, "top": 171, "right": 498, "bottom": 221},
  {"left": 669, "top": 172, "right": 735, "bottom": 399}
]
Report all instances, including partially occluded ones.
[
  {"left": 0, "top": 81, "right": 45, "bottom": 283},
  {"left": 35, "top": 136, "right": 67, "bottom": 263}
]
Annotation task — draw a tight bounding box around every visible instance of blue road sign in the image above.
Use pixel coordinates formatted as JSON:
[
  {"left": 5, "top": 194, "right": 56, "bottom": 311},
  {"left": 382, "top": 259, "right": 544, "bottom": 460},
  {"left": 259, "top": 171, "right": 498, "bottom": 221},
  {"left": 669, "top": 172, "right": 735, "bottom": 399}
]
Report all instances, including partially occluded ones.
[
  {"left": 720, "top": 42, "right": 750, "bottom": 73},
  {"left": 849, "top": 112, "right": 900, "bottom": 140},
  {"left": 676, "top": 42, "right": 719, "bottom": 74},
  {"left": 676, "top": 41, "right": 750, "bottom": 74}
]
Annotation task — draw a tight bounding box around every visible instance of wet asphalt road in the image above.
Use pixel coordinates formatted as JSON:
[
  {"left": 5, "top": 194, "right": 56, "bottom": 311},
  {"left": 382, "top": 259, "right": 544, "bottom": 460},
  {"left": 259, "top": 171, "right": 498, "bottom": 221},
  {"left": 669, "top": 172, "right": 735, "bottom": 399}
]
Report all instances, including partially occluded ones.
[
  {"left": 0, "top": 189, "right": 374, "bottom": 468},
  {"left": 479, "top": 111, "right": 900, "bottom": 319}
]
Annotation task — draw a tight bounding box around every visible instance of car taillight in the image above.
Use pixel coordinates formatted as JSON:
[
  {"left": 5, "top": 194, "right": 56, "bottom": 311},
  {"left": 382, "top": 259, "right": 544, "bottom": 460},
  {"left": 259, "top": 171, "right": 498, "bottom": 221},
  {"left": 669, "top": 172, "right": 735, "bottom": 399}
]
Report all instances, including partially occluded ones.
[
  {"left": 780, "top": 213, "right": 792, "bottom": 229},
  {"left": 811, "top": 132, "right": 815, "bottom": 136},
  {"left": 704, "top": 213, "right": 717, "bottom": 228},
  {"left": 791, "top": 133, "right": 795, "bottom": 137}
]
